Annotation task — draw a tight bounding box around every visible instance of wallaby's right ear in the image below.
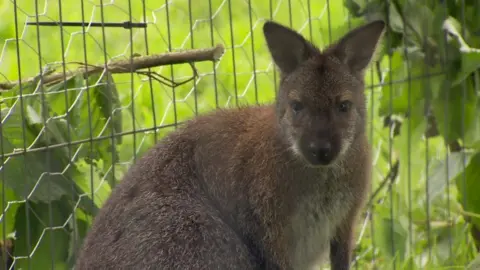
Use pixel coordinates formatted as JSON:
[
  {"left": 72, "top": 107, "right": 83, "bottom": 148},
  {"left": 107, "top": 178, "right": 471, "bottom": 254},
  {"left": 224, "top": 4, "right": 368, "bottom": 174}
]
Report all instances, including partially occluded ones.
[
  {"left": 328, "top": 20, "right": 386, "bottom": 75},
  {"left": 263, "top": 21, "right": 317, "bottom": 74}
]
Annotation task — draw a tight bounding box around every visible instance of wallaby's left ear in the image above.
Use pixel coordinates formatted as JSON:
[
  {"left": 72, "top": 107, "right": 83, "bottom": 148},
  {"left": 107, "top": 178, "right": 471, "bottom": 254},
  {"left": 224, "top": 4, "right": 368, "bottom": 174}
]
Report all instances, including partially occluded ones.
[
  {"left": 328, "top": 20, "right": 386, "bottom": 75},
  {"left": 263, "top": 21, "right": 318, "bottom": 74}
]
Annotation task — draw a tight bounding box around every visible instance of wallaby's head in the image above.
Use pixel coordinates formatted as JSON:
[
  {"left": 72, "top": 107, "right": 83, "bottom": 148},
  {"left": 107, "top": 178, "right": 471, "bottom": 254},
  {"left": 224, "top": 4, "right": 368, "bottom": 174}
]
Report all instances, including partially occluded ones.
[{"left": 263, "top": 20, "right": 385, "bottom": 167}]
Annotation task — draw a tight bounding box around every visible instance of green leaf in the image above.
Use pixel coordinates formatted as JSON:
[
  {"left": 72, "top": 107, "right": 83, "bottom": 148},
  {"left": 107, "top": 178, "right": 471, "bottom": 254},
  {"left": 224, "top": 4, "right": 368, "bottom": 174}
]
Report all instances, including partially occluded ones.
[
  {"left": 372, "top": 194, "right": 408, "bottom": 264},
  {"left": 467, "top": 254, "right": 480, "bottom": 270},
  {"left": 44, "top": 73, "right": 83, "bottom": 114},
  {"left": 0, "top": 102, "right": 66, "bottom": 202},
  {"left": 379, "top": 52, "right": 444, "bottom": 117},
  {"left": 386, "top": 2, "right": 404, "bottom": 34},
  {"left": 13, "top": 199, "right": 71, "bottom": 270},
  {"left": 373, "top": 215, "right": 408, "bottom": 262},
  {"left": 66, "top": 216, "right": 90, "bottom": 268},
  {"left": 432, "top": 79, "right": 479, "bottom": 145},
  {"left": 399, "top": 0, "right": 435, "bottom": 47},
  {"left": 455, "top": 153, "right": 480, "bottom": 246},
  {"left": 343, "top": 0, "right": 363, "bottom": 16},
  {"left": 68, "top": 72, "right": 122, "bottom": 187},
  {"left": 455, "top": 152, "right": 480, "bottom": 222},
  {"left": 95, "top": 72, "right": 122, "bottom": 144},
  {"left": 0, "top": 184, "right": 20, "bottom": 241},
  {"left": 0, "top": 93, "right": 100, "bottom": 218},
  {"left": 443, "top": 16, "right": 479, "bottom": 54},
  {"left": 432, "top": 221, "right": 473, "bottom": 266},
  {"left": 444, "top": 15, "right": 480, "bottom": 86},
  {"left": 393, "top": 100, "right": 427, "bottom": 196},
  {"left": 0, "top": 70, "right": 122, "bottom": 203},
  {"left": 454, "top": 51, "right": 480, "bottom": 85},
  {"left": 426, "top": 152, "right": 473, "bottom": 204},
  {"left": 0, "top": 81, "right": 36, "bottom": 108},
  {"left": 74, "top": 160, "right": 111, "bottom": 207},
  {"left": 378, "top": 52, "right": 411, "bottom": 116},
  {"left": 25, "top": 104, "right": 43, "bottom": 125},
  {"left": 471, "top": 140, "right": 480, "bottom": 150}
]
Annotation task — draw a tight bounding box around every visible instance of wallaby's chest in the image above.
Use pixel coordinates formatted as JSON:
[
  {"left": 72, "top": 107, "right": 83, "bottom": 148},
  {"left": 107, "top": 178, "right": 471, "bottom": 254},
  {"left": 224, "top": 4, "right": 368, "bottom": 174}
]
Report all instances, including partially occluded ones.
[{"left": 287, "top": 175, "right": 354, "bottom": 270}]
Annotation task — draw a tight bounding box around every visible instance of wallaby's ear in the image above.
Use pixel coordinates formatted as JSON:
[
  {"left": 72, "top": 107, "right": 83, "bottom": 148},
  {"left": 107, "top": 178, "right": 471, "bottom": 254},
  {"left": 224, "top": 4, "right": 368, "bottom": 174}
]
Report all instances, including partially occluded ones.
[
  {"left": 263, "top": 21, "right": 317, "bottom": 74},
  {"left": 329, "top": 20, "right": 386, "bottom": 75}
]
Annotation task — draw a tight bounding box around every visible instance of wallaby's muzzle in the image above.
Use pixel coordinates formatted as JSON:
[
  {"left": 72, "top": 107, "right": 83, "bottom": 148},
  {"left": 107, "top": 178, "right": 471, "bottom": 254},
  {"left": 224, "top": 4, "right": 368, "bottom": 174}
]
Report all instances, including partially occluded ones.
[
  {"left": 297, "top": 133, "right": 341, "bottom": 166},
  {"left": 307, "top": 141, "right": 333, "bottom": 165}
]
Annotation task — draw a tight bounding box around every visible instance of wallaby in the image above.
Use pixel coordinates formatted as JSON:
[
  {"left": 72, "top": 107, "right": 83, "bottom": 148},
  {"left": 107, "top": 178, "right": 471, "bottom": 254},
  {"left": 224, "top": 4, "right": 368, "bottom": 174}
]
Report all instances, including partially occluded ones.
[{"left": 75, "top": 20, "right": 385, "bottom": 270}]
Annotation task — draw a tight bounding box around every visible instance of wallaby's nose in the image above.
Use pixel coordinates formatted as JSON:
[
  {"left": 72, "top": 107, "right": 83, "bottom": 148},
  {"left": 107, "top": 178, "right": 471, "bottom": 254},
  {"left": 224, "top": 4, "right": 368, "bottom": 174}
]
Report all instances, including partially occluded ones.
[{"left": 308, "top": 141, "right": 332, "bottom": 164}]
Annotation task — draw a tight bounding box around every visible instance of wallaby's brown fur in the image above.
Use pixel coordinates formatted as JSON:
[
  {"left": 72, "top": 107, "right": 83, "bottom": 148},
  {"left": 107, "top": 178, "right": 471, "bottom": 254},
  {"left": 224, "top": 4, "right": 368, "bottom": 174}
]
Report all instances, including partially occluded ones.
[{"left": 75, "top": 20, "right": 385, "bottom": 270}]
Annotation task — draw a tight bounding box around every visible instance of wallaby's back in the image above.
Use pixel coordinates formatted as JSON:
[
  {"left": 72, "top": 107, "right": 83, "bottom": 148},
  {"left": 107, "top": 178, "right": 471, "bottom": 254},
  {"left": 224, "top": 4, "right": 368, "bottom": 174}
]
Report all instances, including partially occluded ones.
[
  {"left": 75, "top": 106, "right": 281, "bottom": 270},
  {"left": 75, "top": 20, "right": 385, "bottom": 270}
]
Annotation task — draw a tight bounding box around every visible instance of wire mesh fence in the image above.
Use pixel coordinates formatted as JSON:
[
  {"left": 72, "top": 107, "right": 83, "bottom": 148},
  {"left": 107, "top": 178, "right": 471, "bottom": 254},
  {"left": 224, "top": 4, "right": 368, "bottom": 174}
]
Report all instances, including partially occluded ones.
[{"left": 0, "top": 0, "right": 479, "bottom": 269}]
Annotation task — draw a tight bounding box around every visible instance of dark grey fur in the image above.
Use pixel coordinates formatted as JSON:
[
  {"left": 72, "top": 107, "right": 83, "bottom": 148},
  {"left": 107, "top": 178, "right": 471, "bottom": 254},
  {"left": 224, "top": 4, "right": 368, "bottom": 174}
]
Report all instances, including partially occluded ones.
[{"left": 75, "top": 20, "right": 385, "bottom": 270}]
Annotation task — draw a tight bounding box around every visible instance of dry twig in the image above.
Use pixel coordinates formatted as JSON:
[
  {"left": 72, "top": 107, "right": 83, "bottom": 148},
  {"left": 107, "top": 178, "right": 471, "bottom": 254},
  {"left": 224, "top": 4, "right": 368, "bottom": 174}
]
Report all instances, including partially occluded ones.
[{"left": 0, "top": 44, "right": 225, "bottom": 90}]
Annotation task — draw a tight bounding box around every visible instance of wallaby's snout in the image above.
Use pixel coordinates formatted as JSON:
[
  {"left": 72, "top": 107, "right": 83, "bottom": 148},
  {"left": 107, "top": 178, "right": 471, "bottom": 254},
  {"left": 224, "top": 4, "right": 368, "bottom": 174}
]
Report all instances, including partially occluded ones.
[
  {"left": 294, "top": 112, "right": 348, "bottom": 167},
  {"left": 305, "top": 139, "right": 334, "bottom": 166},
  {"left": 300, "top": 128, "right": 341, "bottom": 166}
]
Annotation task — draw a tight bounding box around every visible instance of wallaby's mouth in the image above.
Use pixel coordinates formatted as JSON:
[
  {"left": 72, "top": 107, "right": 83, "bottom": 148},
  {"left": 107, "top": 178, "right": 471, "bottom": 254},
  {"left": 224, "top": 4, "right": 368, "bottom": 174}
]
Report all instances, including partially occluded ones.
[
  {"left": 310, "top": 152, "right": 335, "bottom": 166},
  {"left": 304, "top": 152, "right": 338, "bottom": 167},
  {"left": 296, "top": 140, "right": 339, "bottom": 167}
]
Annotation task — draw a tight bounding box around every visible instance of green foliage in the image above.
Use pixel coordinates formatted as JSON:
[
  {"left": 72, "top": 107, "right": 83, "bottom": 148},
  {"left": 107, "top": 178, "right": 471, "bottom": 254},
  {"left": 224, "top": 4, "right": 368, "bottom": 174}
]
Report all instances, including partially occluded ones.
[
  {"left": 0, "top": 70, "right": 123, "bottom": 267},
  {"left": 346, "top": 0, "right": 480, "bottom": 268},
  {"left": 14, "top": 199, "right": 70, "bottom": 270},
  {"left": 455, "top": 153, "right": 480, "bottom": 247}
]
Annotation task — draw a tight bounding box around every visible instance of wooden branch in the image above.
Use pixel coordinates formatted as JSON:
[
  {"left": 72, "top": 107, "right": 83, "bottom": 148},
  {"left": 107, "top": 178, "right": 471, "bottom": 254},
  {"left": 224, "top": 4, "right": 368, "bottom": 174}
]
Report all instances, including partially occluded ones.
[
  {"left": 365, "top": 159, "right": 400, "bottom": 209},
  {"left": 0, "top": 44, "right": 226, "bottom": 90}
]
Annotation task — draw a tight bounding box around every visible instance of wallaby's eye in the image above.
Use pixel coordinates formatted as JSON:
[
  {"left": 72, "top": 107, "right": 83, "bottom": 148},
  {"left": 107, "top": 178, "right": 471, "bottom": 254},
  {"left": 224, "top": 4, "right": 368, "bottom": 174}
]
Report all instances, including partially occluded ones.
[
  {"left": 290, "top": 101, "right": 304, "bottom": 114},
  {"left": 338, "top": 101, "right": 352, "bottom": 113}
]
